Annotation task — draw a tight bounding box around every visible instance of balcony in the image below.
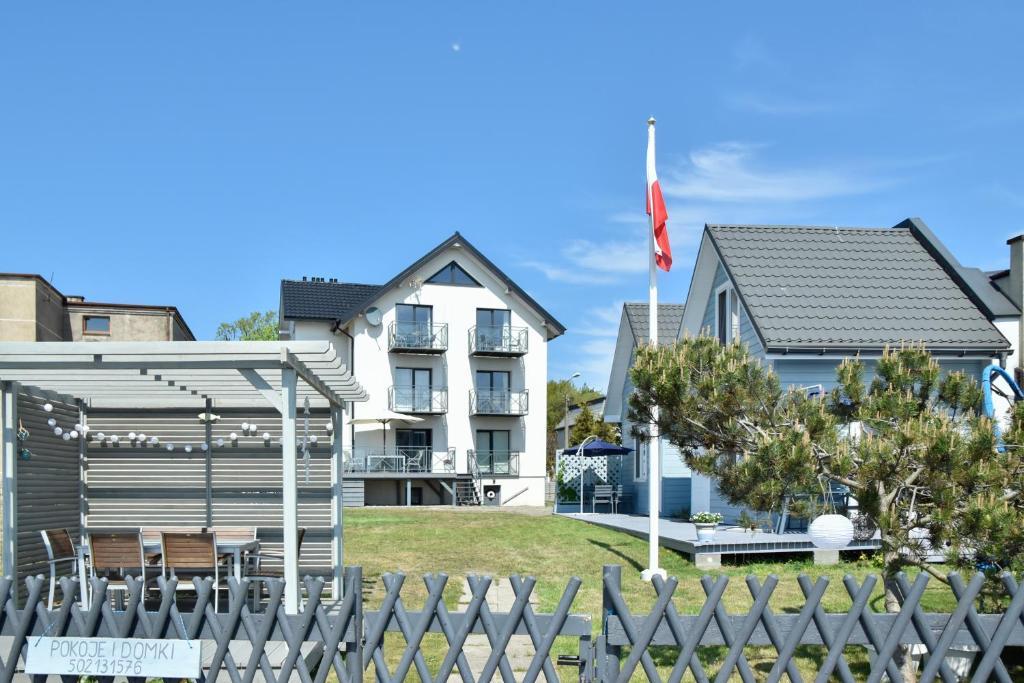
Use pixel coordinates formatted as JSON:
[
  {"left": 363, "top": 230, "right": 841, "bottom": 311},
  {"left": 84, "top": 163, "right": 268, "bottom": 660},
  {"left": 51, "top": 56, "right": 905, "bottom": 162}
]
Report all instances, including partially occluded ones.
[
  {"left": 389, "top": 385, "right": 448, "bottom": 414},
  {"left": 343, "top": 447, "right": 457, "bottom": 474},
  {"left": 469, "top": 449, "right": 520, "bottom": 477},
  {"left": 469, "top": 325, "right": 529, "bottom": 357},
  {"left": 469, "top": 389, "right": 529, "bottom": 416},
  {"left": 388, "top": 321, "right": 448, "bottom": 354}
]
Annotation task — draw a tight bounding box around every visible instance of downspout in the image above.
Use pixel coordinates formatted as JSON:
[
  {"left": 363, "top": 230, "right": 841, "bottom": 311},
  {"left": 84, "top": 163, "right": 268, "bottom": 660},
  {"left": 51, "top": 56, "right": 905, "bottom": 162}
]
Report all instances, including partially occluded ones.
[{"left": 335, "top": 322, "right": 356, "bottom": 450}]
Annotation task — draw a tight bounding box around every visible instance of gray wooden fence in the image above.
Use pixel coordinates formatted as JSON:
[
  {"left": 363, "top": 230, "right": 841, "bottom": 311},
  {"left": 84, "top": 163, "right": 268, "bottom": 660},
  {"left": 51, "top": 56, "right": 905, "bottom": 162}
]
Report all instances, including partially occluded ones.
[{"left": 1, "top": 565, "right": 1023, "bottom": 682}]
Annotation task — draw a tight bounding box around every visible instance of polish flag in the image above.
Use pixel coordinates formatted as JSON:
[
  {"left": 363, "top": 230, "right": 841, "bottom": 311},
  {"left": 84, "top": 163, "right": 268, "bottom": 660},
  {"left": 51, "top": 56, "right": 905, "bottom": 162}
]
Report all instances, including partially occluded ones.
[{"left": 646, "top": 120, "right": 672, "bottom": 272}]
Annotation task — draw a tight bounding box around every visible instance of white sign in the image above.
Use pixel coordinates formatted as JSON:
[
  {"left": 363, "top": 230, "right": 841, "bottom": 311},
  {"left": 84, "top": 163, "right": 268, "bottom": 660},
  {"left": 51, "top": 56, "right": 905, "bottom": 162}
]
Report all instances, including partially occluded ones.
[{"left": 25, "top": 637, "right": 202, "bottom": 678}]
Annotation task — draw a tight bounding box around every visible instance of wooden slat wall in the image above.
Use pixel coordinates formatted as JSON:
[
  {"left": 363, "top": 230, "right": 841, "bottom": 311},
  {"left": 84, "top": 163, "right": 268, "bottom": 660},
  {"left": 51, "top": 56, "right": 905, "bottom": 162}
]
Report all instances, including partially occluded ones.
[
  {"left": 86, "top": 407, "right": 350, "bottom": 575},
  {"left": 15, "top": 392, "right": 81, "bottom": 583}
]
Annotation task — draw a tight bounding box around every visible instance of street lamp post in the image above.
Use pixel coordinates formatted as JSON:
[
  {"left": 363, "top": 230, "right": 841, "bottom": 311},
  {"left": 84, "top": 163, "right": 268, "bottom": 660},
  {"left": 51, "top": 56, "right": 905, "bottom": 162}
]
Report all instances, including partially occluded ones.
[{"left": 564, "top": 372, "right": 581, "bottom": 450}]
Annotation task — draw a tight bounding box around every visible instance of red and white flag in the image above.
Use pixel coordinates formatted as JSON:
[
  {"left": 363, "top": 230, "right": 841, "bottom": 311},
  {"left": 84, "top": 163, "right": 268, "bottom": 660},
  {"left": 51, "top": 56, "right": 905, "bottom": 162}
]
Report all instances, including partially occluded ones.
[{"left": 646, "top": 121, "right": 672, "bottom": 272}]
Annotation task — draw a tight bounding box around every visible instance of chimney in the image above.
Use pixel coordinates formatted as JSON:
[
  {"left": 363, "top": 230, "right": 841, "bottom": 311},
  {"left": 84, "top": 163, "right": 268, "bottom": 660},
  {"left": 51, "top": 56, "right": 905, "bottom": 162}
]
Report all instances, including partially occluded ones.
[{"left": 1007, "top": 236, "right": 1024, "bottom": 308}]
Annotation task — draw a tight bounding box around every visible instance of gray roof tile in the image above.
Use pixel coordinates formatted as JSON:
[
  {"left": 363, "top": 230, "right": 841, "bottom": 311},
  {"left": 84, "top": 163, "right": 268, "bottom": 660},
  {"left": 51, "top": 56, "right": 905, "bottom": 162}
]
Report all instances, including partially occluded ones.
[
  {"left": 707, "top": 225, "right": 1010, "bottom": 351},
  {"left": 624, "top": 303, "right": 685, "bottom": 345},
  {"left": 280, "top": 280, "right": 383, "bottom": 321}
]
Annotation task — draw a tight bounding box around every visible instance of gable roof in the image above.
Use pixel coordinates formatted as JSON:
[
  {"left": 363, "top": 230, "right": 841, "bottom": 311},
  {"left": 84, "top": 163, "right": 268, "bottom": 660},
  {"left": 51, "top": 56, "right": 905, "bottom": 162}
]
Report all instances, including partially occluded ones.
[
  {"left": 279, "top": 233, "right": 566, "bottom": 338},
  {"left": 280, "top": 280, "right": 383, "bottom": 322},
  {"left": 704, "top": 219, "right": 1011, "bottom": 354},
  {"left": 623, "top": 303, "right": 685, "bottom": 345}
]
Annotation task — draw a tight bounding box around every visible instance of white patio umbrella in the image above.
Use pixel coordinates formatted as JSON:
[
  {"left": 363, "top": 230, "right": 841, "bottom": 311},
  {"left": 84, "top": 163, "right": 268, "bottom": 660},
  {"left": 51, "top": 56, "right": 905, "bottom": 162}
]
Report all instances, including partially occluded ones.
[{"left": 350, "top": 410, "right": 423, "bottom": 451}]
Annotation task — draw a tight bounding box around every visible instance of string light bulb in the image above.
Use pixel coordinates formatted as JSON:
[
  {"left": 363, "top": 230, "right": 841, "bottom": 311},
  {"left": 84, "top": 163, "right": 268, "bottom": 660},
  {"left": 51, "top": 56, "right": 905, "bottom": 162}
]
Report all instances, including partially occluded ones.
[{"left": 43, "top": 403, "right": 53, "bottom": 413}]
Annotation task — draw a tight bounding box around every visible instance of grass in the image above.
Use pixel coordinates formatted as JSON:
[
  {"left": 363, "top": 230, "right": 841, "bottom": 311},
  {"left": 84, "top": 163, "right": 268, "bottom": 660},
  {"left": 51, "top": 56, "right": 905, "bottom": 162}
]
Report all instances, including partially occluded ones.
[{"left": 341, "top": 507, "right": 1014, "bottom": 682}]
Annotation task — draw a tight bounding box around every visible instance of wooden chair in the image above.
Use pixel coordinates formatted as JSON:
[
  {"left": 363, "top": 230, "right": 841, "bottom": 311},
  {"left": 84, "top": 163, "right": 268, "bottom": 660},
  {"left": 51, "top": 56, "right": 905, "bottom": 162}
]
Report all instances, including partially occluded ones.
[
  {"left": 88, "top": 531, "right": 146, "bottom": 609},
  {"left": 244, "top": 527, "right": 306, "bottom": 608},
  {"left": 40, "top": 528, "right": 79, "bottom": 608},
  {"left": 141, "top": 526, "right": 203, "bottom": 566},
  {"left": 592, "top": 485, "right": 614, "bottom": 513},
  {"left": 161, "top": 531, "right": 229, "bottom": 611}
]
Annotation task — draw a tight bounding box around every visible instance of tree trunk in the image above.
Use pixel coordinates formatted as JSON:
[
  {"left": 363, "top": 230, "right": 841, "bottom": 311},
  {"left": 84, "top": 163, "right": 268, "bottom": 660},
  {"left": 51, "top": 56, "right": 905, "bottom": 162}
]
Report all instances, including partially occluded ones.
[{"left": 883, "top": 543, "right": 918, "bottom": 683}]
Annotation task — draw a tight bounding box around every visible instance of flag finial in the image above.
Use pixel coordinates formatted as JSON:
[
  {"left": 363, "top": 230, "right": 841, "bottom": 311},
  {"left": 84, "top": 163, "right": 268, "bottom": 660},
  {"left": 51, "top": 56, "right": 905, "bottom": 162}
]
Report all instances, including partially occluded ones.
[{"left": 648, "top": 117, "right": 656, "bottom": 125}]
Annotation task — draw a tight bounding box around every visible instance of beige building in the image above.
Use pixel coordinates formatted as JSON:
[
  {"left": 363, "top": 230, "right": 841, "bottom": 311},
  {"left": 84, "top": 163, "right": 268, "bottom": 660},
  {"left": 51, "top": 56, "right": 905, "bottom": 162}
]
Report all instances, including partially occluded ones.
[{"left": 0, "top": 273, "right": 194, "bottom": 342}]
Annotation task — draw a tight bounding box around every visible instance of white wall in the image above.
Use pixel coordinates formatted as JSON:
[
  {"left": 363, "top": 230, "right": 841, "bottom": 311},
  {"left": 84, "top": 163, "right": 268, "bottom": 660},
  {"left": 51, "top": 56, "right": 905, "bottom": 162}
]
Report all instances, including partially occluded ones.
[{"left": 288, "top": 245, "right": 551, "bottom": 506}]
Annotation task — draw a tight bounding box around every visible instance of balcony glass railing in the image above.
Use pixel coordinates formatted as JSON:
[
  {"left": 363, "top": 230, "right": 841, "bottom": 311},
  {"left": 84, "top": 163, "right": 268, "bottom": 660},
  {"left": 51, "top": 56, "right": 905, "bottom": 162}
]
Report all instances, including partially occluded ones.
[
  {"left": 469, "top": 389, "right": 529, "bottom": 416},
  {"left": 388, "top": 321, "right": 448, "bottom": 353},
  {"left": 389, "top": 385, "right": 448, "bottom": 414},
  {"left": 468, "top": 325, "right": 528, "bottom": 356},
  {"left": 469, "top": 449, "right": 520, "bottom": 477},
  {"left": 343, "top": 448, "right": 457, "bottom": 474}
]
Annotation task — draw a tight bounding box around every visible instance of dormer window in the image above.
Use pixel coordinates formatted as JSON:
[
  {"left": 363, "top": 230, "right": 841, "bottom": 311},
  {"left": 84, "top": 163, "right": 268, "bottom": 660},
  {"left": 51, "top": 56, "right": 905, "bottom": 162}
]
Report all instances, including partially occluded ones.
[
  {"left": 426, "top": 261, "right": 481, "bottom": 287},
  {"left": 715, "top": 283, "right": 740, "bottom": 344}
]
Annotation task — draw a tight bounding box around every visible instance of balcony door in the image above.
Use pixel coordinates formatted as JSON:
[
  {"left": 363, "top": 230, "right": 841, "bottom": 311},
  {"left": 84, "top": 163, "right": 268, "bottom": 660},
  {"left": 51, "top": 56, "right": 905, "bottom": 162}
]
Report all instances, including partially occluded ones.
[
  {"left": 396, "top": 428, "right": 431, "bottom": 471},
  {"left": 395, "top": 367, "right": 432, "bottom": 412},
  {"left": 395, "top": 304, "right": 432, "bottom": 347},
  {"left": 476, "top": 370, "right": 510, "bottom": 413},
  {"left": 476, "top": 430, "right": 511, "bottom": 474},
  {"left": 476, "top": 309, "right": 511, "bottom": 351}
]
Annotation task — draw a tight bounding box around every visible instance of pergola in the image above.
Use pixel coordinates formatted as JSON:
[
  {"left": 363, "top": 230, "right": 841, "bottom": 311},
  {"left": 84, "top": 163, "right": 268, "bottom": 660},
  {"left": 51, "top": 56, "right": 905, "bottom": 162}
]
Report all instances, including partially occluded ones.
[{"left": 0, "top": 341, "right": 367, "bottom": 613}]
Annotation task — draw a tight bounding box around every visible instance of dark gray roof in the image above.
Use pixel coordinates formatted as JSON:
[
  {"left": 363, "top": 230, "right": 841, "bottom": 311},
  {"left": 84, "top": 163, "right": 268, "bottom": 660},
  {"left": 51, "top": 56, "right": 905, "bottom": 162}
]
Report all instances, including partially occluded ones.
[
  {"left": 705, "top": 221, "right": 1011, "bottom": 352},
  {"left": 279, "top": 233, "right": 566, "bottom": 337},
  {"left": 623, "top": 303, "right": 685, "bottom": 346},
  {"left": 280, "top": 280, "right": 383, "bottom": 321}
]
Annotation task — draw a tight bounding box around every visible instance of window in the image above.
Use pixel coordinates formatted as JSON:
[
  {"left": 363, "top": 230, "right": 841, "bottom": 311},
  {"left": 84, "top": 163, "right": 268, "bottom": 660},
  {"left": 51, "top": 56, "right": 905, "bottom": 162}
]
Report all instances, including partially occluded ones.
[
  {"left": 395, "top": 428, "right": 432, "bottom": 470},
  {"left": 83, "top": 316, "right": 110, "bottom": 335},
  {"left": 714, "top": 284, "right": 740, "bottom": 344},
  {"left": 426, "top": 261, "right": 481, "bottom": 287},
  {"left": 476, "top": 430, "right": 512, "bottom": 474},
  {"left": 475, "top": 370, "right": 511, "bottom": 413},
  {"left": 395, "top": 304, "right": 432, "bottom": 345},
  {"left": 394, "top": 367, "right": 432, "bottom": 412},
  {"left": 475, "top": 308, "right": 511, "bottom": 349},
  {"left": 634, "top": 438, "right": 648, "bottom": 481}
]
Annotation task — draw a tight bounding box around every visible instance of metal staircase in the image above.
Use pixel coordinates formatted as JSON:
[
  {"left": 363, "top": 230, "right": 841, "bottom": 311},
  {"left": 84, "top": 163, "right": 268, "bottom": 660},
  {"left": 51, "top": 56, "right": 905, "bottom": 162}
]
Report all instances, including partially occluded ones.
[{"left": 455, "top": 452, "right": 483, "bottom": 505}]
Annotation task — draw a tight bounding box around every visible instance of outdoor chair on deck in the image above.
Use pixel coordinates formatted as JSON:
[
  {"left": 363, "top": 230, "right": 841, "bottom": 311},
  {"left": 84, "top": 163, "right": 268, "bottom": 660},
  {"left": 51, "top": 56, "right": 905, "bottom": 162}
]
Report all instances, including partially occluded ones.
[
  {"left": 88, "top": 531, "right": 148, "bottom": 609},
  {"left": 40, "top": 528, "right": 79, "bottom": 608},
  {"left": 592, "top": 485, "right": 614, "bottom": 513},
  {"left": 161, "top": 531, "right": 229, "bottom": 611},
  {"left": 141, "top": 526, "right": 203, "bottom": 567},
  {"left": 244, "top": 527, "right": 306, "bottom": 609}
]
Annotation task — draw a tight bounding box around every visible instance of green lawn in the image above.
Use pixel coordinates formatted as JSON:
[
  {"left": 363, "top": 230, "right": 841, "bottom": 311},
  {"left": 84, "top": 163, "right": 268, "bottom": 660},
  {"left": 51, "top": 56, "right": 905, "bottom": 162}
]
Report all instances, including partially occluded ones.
[{"left": 341, "top": 507, "right": 1010, "bottom": 682}]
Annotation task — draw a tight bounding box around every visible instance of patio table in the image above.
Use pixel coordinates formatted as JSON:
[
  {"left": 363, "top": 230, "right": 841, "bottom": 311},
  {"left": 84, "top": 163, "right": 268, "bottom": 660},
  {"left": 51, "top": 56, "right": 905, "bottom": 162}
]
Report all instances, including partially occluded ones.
[{"left": 369, "top": 454, "right": 406, "bottom": 472}]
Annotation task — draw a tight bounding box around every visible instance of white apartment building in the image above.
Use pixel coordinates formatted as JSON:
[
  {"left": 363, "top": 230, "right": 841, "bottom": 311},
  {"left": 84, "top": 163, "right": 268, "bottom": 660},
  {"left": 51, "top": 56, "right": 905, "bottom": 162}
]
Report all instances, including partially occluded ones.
[{"left": 279, "top": 233, "right": 565, "bottom": 507}]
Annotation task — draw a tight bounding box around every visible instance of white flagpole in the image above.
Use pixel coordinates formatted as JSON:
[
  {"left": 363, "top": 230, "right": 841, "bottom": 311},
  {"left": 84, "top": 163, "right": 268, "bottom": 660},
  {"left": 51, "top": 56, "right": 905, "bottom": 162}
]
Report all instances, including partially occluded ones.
[{"left": 642, "top": 117, "right": 666, "bottom": 581}]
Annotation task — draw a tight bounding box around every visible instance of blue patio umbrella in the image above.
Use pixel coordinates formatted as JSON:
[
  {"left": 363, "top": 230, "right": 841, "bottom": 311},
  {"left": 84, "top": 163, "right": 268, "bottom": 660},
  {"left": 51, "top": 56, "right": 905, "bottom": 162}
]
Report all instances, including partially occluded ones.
[{"left": 566, "top": 437, "right": 633, "bottom": 513}]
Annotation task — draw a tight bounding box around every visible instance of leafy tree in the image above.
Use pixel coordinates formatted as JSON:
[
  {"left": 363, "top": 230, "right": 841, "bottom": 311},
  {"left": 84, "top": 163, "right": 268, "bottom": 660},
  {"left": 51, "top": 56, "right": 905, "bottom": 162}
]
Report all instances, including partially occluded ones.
[
  {"left": 216, "top": 310, "right": 279, "bottom": 341},
  {"left": 546, "top": 378, "right": 602, "bottom": 472},
  {"left": 628, "top": 337, "right": 1023, "bottom": 618},
  {"left": 569, "top": 403, "right": 620, "bottom": 445}
]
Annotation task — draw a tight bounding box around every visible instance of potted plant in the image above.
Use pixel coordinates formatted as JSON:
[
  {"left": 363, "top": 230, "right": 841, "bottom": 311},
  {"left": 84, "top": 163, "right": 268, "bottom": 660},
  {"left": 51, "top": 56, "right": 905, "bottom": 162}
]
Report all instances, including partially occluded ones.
[{"left": 690, "top": 511, "right": 723, "bottom": 541}]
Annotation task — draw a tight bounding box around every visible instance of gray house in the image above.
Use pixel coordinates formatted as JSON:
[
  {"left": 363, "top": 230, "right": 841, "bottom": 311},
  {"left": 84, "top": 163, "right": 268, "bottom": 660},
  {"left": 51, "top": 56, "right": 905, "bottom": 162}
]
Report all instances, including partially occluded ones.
[
  {"left": 603, "top": 303, "right": 688, "bottom": 516},
  {"left": 609, "top": 217, "right": 1020, "bottom": 524}
]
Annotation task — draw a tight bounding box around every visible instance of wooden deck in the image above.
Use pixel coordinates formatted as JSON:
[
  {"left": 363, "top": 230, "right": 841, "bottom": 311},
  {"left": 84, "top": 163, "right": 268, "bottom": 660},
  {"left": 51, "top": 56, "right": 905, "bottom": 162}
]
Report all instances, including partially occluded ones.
[{"left": 558, "top": 512, "right": 880, "bottom": 568}]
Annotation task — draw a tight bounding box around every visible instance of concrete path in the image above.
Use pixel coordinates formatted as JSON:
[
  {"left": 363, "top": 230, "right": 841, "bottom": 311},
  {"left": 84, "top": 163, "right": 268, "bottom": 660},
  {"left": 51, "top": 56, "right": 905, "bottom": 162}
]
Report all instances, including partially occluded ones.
[{"left": 449, "top": 575, "right": 538, "bottom": 681}]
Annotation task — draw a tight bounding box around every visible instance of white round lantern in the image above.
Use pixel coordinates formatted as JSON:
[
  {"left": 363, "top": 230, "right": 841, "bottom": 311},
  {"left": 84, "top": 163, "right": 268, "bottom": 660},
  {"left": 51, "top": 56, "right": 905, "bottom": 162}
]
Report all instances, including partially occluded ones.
[
  {"left": 166, "top": 443, "right": 174, "bottom": 451},
  {"left": 69, "top": 430, "right": 79, "bottom": 439},
  {"left": 73, "top": 423, "right": 83, "bottom": 432},
  {"left": 43, "top": 403, "right": 53, "bottom": 413},
  {"left": 128, "top": 432, "right": 136, "bottom": 441},
  {"left": 96, "top": 432, "right": 105, "bottom": 441},
  {"left": 215, "top": 438, "right": 224, "bottom": 447},
  {"left": 46, "top": 418, "right": 56, "bottom": 427},
  {"left": 325, "top": 421, "right": 333, "bottom": 433},
  {"left": 110, "top": 434, "right": 120, "bottom": 444},
  {"left": 808, "top": 514, "right": 855, "bottom": 550},
  {"left": 53, "top": 427, "right": 63, "bottom": 436},
  {"left": 229, "top": 432, "right": 238, "bottom": 442},
  {"left": 241, "top": 422, "right": 250, "bottom": 432},
  {"left": 200, "top": 442, "right": 209, "bottom": 451},
  {"left": 62, "top": 433, "right": 71, "bottom": 441},
  {"left": 184, "top": 444, "right": 193, "bottom": 453},
  {"left": 262, "top": 432, "right": 270, "bottom": 441},
  {"left": 309, "top": 434, "right": 318, "bottom": 445},
  {"left": 138, "top": 433, "right": 147, "bottom": 443},
  {"left": 250, "top": 424, "right": 258, "bottom": 433}
]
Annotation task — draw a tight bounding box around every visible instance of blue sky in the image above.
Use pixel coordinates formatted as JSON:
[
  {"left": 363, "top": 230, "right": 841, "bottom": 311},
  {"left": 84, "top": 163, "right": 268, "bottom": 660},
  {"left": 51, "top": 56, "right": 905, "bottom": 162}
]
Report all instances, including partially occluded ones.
[{"left": 3, "top": 3, "right": 1023, "bottom": 390}]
